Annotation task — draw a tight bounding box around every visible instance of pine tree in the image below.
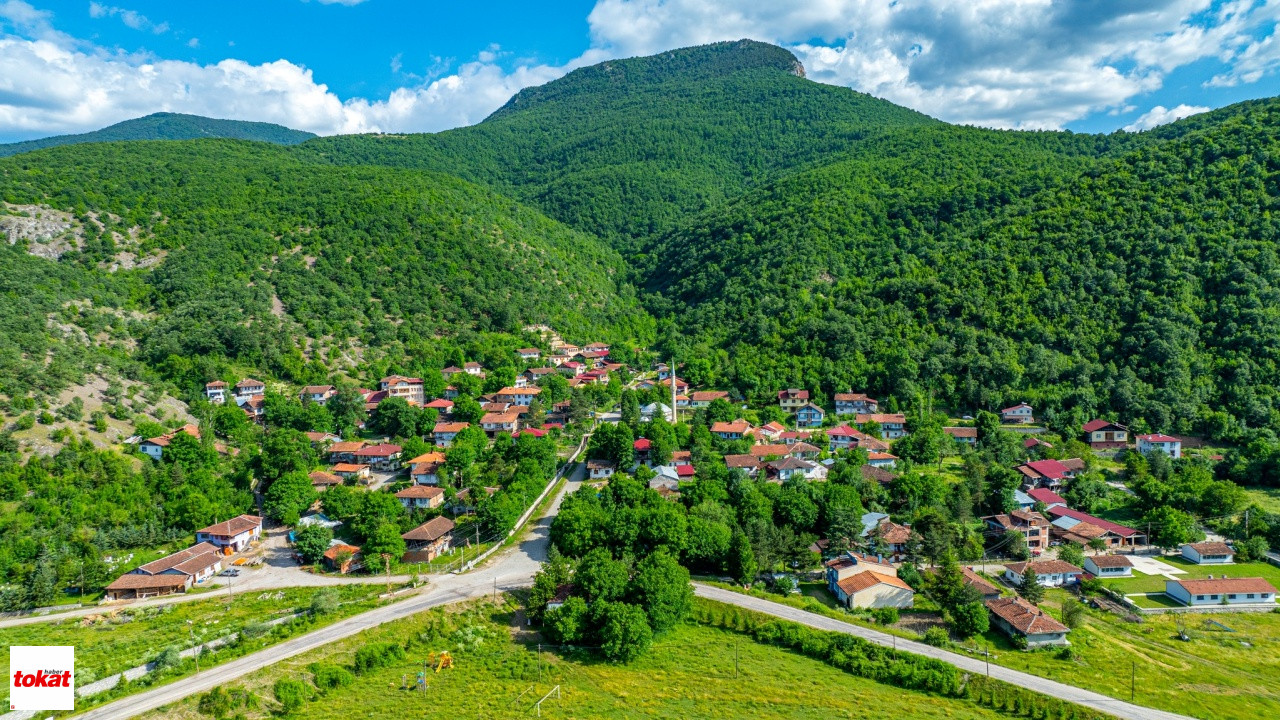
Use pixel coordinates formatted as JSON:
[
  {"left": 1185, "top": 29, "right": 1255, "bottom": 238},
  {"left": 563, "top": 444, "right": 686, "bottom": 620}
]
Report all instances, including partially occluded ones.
[
  {"left": 727, "top": 529, "right": 757, "bottom": 587},
  {"left": 1018, "top": 564, "right": 1044, "bottom": 604}
]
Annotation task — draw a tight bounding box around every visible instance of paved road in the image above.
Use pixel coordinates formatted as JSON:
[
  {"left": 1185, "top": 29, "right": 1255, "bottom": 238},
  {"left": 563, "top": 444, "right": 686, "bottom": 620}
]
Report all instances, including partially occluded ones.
[
  {"left": 68, "top": 465, "right": 584, "bottom": 720},
  {"left": 692, "top": 584, "right": 1193, "bottom": 720}
]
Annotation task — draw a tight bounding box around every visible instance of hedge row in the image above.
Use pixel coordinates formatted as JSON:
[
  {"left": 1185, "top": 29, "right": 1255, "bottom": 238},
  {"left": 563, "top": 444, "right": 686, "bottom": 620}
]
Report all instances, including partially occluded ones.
[{"left": 690, "top": 599, "right": 1118, "bottom": 720}]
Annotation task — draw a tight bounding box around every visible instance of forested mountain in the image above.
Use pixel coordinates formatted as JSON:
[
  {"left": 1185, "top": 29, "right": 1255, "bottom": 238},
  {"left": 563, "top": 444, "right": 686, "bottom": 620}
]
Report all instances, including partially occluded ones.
[
  {"left": 0, "top": 140, "right": 651, "bottom": 399},
  {"left": 644, "top": 98, "right": 1280, "bottom": 441},
  {"left": 0, "top": 39, "right": 1278, "bottom": 445},
  {"left": 0, "top": 113, "right": 315, "bottom": 158},
  {"left": 298, "top": 40, "right": 939, "bottom": 246}
]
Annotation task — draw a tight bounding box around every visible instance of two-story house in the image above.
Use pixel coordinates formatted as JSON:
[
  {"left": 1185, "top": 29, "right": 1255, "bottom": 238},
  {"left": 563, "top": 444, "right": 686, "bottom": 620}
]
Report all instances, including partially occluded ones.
[
  {"left": 496, "top": 386, "right": 542, "bottom": 406},
  {"left": 1137, "top": 433, "right": 1182, "bottom": 459},
  {"left": 300, "top": 385, "right": 335, "bottom": 405},
  {"left": 395, "top": 485, "right": 444, "bottom": 511},
  {"left": 834, "top": 392, "right": 878, "bottom": 416},
  {"left": 233, "top": 378, "right": 265, "bottom": 402},
  {"left": 777, "top": 389, "right": 810, "bottom": 413},
  {"left": 1001, "top": 402, "right": 1034, "bottom": 424},
  {"left": 433, "top": 422, "right": 469, "bottom": 447},
  {"left": 855, "top": 413, "right": 907, "bottom": 440},
  {"left": 353, "top": 443, "right": 403, "bottom": 471},
  {"left": 983, "top": 510, "right": 1050, "bottom": 553},
  {"left": 380, "top": 375, "right": 425, "bottom": 405},
  {"left": 204, "top": 381, "right": 227, "bottom": 404},
  {"left": 795, "top": 402, "right": 826, "bottom": 428}
]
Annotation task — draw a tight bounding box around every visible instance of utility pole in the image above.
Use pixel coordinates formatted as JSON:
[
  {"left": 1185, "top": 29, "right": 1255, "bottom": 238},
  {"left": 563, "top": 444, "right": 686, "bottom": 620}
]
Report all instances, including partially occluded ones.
[
  {"left": 538, "top": 644, "right": 543, "bottom": 684},
  {"left": 1131, "top": 660, "right": 1135, "bottom": 702},
  {"left": 188, "top": 620, "right": 199, "bottom": 674},
  {"left": 734, "top": 641, "right": 739, "bottom": 677},
  {"left": 984, "top": 640, "right": 989, "bottom": 677},
  {"left": 493, "top": 576, "right": 498, "bottom": 602}
]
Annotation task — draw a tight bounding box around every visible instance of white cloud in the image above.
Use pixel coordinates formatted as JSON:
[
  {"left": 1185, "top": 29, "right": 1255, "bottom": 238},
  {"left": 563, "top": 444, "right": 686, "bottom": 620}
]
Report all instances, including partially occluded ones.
[
  {"left": 0, "top": 33, "right": 597, "bottom": 136},
  {"left": 1, "top": 0, "right": 1278, "bottom": 138},
  {"left": 186, "top": 37, "right": 198, "bottom": 48},
  {"left": 1123, "top": 103, "right": 1211, "bottom": 131},
  {"left": 581, "top": 0, "right": 1278, "bottom": 129},
  {"left": 88, "top": 2, "right": 169, "bottom": 35}
]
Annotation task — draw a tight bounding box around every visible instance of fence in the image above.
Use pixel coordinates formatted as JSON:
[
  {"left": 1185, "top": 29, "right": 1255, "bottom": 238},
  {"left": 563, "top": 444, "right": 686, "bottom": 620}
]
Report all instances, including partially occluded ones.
[{"left": 456, "top": 434, "right": 588, "bottom": 572}]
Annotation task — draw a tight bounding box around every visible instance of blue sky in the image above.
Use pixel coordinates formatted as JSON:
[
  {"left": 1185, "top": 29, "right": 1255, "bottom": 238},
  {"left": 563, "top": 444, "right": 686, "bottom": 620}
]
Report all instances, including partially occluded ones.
[{"left": 0, "top": 0, "right": 1277, "bottom": 142}]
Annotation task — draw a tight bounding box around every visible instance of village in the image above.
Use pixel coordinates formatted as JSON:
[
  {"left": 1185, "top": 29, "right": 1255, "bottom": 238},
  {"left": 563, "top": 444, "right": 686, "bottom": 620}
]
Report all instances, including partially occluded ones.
[{"left": 99, "top": 327, "right": 1276, "bottom": 667}]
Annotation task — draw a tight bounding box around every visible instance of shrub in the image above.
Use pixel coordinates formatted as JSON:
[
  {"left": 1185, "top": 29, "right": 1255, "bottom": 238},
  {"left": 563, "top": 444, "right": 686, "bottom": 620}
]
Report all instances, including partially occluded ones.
[
  {"left": 150, "top": 646, "right": 182, "bottom": 672},
  {"left": 353, "top": 642, "right": 405, "bottom": 673},
  {"left": 198, "top": 686, "right": 234, "bottom": 718},
  {"left": 240, "top": 621, "right": 272, "bottom": 639},
  {"left": 308, "top": 663, "right": 354, "bottom": 691},
  {"left": 310, "top": 588, "right": 339, "bottom": 616},
  {"left": 922, "top": 626, "right": 950, "bottom": 646},
  {"left": 872, "top": 606, "right": 899, "bottom": 625},
  {"left": 273, "top": 678, "right": 307, "bottom": 714},
  {"left": 14, "top": 414, "right": 34, "bottom": 431}
]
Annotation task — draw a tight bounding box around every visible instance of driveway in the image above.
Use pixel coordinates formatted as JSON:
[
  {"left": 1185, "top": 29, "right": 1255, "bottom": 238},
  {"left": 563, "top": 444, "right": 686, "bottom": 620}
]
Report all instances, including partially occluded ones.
[
  {"left": 63, "top": 463, "right": 584, "bottom": 720},
  {"left": 693, "top": 584, "right": 1192, "bottom": 720},
  {"left": 1127, "top": 555, "right": 1186, "bottom": 578}
]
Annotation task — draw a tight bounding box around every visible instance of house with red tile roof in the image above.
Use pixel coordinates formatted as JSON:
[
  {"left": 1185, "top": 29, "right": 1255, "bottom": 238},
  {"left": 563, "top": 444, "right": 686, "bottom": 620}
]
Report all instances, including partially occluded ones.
[
  {"left": 1026, "top": 488, "right": 1066, "bottom": 508},
  {"left": 395, "top": 485, "right": 445, "bottom": 510},
  {"left": 1137, "top": 433, "right": 1182, "bottom": 459},
  {"left": 1045, "top": 506, "right": 1145, "bottom": 547},
  {"left": 433, "top": 422, "right": 470, "bottom": 447},
  {"left": 834, "top": 393, "right": 877, "bottom": 416},
  {"left": 1165, "top": 577, "right": 1276, "bottom": 607},
  {"left": 1083, "top": 554, "right": 1133, "bottom": 578},
  {"left": 983, "top": 510, "right": 1050, "bottom": 553},
  {"left": 353, "top": 443, "right": 403, "bottom": 470},
  {"left": 205, "top": 381, "right": 228, "bottom": 405},
  {"left": 1015, "top": 458, "right": 1079, "bottom": 490},
  {"left": 711, "top": 419, "right": 752, "bottom": 440},
  {"left": 1002, "top": 559, "right": 1084, "bottom": 588},
  {"left": 690, "top": 390, "right": 729, "bottom": 408},
  {"left": 1001, "top": 402, "right": 1035, "bottom": 424},
  {"left": 195, "top": 515, "right": 262, "bottom": 552},
  {"left": 1181, "top": 542, "right": 1234, "bottom": 564},
  {"left": 1082, "top": 419, "right": 1128, "bottom": 449},
  {"left": 986, "top": 596, "right": 1070, "bottom": 647},
  {"left": 777, "top": 388, "right": 810, "bottom": 412},
  {"left": 855, "top": 413, "right": 907, "bottom": 439},
  {"left": 944, "top": 426, "right": 977, "bottom": 444}
]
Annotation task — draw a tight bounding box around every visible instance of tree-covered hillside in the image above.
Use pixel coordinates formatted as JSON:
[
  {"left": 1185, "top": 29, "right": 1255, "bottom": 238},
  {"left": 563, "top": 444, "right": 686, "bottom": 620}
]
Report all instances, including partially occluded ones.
[
  {"left": 298, "top": 40, "right": 940, "bottom": 246},
  {"left": 644, "top": 99, "right": 1280, "bottom": 441},
  {"left": 0, "top": 112, "right": 315, "bottom": 158},
  {"left": 0, "top": 140, "right": 652, "bottom": 397}
]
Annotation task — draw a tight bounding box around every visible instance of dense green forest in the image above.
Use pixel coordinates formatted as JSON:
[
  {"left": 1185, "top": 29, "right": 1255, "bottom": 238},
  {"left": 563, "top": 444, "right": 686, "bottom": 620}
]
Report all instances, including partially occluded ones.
[
  {"left": 0, "top": 112, "right": 315, "bottom": 158},
  {"left": 0, "top": 140, "right": 652, "bottom": 397},
  {"left": 644, "top": 99, "right": 1280, "bottom": 441},
  {"left": 297, "top": 40, "right": 940, "bottom": 247}
]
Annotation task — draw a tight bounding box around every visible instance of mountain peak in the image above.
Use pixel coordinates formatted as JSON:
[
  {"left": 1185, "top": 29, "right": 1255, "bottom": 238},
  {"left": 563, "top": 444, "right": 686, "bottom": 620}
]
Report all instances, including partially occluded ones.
[{"left": 488, "top": 39, "right": 804, "bottom": 120}]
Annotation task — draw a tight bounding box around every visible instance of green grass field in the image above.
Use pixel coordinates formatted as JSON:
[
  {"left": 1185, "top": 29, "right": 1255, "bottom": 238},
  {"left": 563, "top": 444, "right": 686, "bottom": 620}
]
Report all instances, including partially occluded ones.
[
  {"left": 142, "top": 599, "right": 1010, "bottom": 720},
  {"left": 0, "top": 585, "right": 386, "bottom": 704},
  {"left": 970, "top": 588, "right": 1280, "bottom": 720},
  {"left": 1101, "top": 556, "right": 1280, "bottom": 595},
  {"left": 1241, "top": 485, "right": 1280, "bottom": 514}
]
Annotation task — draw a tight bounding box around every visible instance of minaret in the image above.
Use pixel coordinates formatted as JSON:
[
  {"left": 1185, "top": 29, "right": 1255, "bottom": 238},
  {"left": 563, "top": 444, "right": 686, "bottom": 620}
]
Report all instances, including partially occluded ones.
[{"left": 670, "top": 356, "right": 677, "bottom": 424}]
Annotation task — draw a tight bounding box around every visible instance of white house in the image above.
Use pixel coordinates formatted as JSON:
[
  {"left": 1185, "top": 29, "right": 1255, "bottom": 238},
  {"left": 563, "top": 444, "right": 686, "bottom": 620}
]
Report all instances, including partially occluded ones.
[
  {"left": 394, "top": 485, "right": 444, "bottom": 511},
  {"left": 1137, "top": 433, "right": 1182, "bottom": 459},
  {"left": 233, "top": 378, "right": 265, "bottom": 401},
  {"left": 195, "top": 514, "right": 262, "bottom": 552},
  {"left": 711, "top": 419, "right": 751, "bottom": 440},
  {"left": 834, "top": 393, "right": 877, "bottom": 416},
  {"left": 833, "top": 570, "right": 915, "bottom": 609},
  {"left": 516, "top": 348, "right": 541, "bottom": 361},
  {"left": 300, "top": 385, "right": 335, "bottom": 405},
  {"left": 1083, "top": 554, "right": 1133, "bottom": 578},
  {"left": 856, "top": 413, "right": 907, "bottom": 439},
  {"left": 1165, "top": 577, "right": 1276, "bottom": 607},
  {"left": 433, "top": 422, "right": 469, "bottom": 447},
  {"left": 587, "top": 460, "right": 616, "bottom": 480},
  {"left": 205, "top": 381, "right": 227, "bottom": 404},
  {"left": 866, "top": 452, "right": 898, "bottom": 469},
  {"left": 1181, "top": 542, "right": 1234, "bottom": 564},
  {"left": 1001, "top": 402, "right": 1035, "bottom": 424},
  {"left": 1002, "top": 560, "right": 1083, "bottom": 588},
  {"left": 496, "top": 386, "right": 542, "bottom": 406}
]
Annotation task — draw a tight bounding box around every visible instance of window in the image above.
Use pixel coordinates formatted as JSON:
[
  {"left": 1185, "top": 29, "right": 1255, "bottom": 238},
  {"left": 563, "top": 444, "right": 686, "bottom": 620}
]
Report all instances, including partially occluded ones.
[
  {"left": 1196, "top": 595, "right": 1205, "bottom": 600},
  {"left": 1211, "top": 595, "right": 1220, "bottom": 600},
  {"left": 1247, "top": 594, "right": 1256, "bottom": 599},
  {"left": 1228, "top": 594, "right": 1237, "bottom": 599}
]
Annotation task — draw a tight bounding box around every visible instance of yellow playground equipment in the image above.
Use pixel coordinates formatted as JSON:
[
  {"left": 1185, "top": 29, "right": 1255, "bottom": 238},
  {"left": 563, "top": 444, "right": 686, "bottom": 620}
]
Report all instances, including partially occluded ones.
[{"left": 428, "top": 651, "right": 454, "bottom": 672}]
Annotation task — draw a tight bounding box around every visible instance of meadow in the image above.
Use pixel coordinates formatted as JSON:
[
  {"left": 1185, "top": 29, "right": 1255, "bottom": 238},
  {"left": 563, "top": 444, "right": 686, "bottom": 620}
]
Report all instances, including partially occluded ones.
[{"left": 144, "top": 598, "right": 1015, "bottom": 720}]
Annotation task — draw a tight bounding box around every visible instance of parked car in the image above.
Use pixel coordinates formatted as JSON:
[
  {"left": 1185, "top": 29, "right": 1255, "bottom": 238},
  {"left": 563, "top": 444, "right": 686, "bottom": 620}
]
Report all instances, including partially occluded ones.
[{"left": 219, "top": 569, "right": 240, "bottom": 577}]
